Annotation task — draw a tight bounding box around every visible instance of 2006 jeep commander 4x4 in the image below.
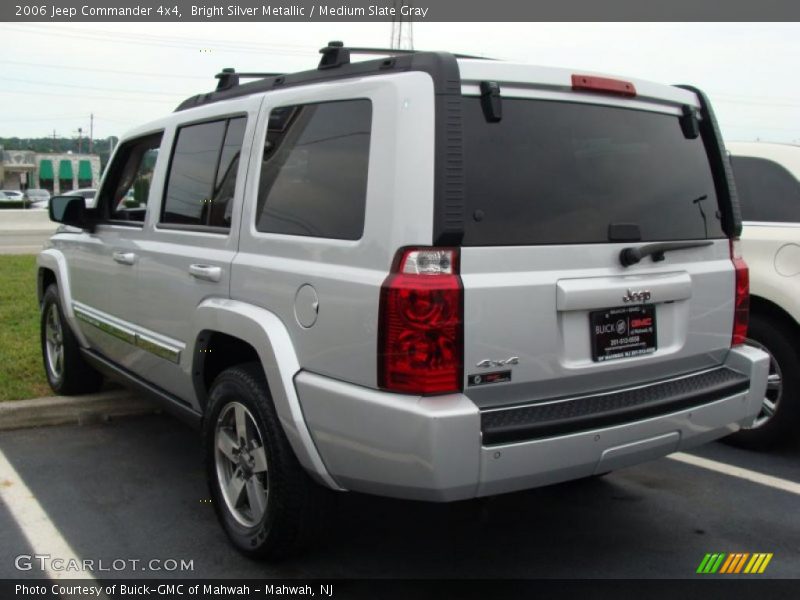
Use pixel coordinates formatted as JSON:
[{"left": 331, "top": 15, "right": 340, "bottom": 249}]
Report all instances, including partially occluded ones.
[{"left": 38, "top": 43, "right": 769, "bottom": 558}]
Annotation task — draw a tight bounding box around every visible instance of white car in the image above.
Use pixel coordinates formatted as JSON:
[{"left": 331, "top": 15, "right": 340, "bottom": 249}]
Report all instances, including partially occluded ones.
[
  {"left": 1, "top": 190, "right": 25, "bottom": 201},
  {"left": 24, "top": 188, "right": 51, "bottom": 208},
  {"left": 727, "top": 142, "right": 800, "bottom": 448},
  {"left": 34, "top": 188, "right": 98, "bottom": 210}
]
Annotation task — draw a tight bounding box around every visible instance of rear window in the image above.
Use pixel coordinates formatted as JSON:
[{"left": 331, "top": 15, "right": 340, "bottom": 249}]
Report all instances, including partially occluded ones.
[
  {"left": 730, "top": 155, "right": 800, "bottom": 223},
  {"left": 461, "top": 98, "right": 725, "bottom": 246}
]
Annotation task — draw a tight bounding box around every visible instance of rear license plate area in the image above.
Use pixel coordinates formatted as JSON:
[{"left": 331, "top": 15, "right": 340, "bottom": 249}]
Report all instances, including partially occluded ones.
[{"left": 590, "top": 305, "right": 657, "bottom": 362}]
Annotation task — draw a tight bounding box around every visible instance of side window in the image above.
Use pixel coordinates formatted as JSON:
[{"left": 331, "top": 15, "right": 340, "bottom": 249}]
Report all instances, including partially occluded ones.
[
  {"left": 161, "top": 116, "right": 246, "bottom": 229},
  {"left": 255, "top": 99, "right": 372, "bottom": 240},
  {"left": 98, "top": 132, "right": 163, "bottom": 224},
  {"left": 731, "top": 156, "right": 800, "bottom": 222}
]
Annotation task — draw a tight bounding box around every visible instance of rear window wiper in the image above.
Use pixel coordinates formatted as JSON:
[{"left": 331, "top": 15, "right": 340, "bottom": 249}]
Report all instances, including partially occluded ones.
[{"left": 619, "top": 241, "right": 714, "bottom": 267}]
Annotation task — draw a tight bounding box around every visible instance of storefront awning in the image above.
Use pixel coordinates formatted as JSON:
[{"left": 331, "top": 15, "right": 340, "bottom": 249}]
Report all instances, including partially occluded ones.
[
  {"left": 39, "top": 159, "right": 54, "bottom": 180},
  {"left": 59, "top": 159, "right": 73, "bottom": 180},
  {"left": 78, "top": 160, "right": 92, "bottom": 180}
]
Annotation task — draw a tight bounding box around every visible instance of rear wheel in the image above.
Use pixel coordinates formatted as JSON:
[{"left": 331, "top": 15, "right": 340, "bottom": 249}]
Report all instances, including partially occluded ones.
[
  {"left": 40, "top": 284, "right": 103, "bottom": 395},
  {"left": 204, "top": 362, "right": 327, "bottom": 559},
  {"left": 725, "top": 313, "right": 800, "bottom": 450}
]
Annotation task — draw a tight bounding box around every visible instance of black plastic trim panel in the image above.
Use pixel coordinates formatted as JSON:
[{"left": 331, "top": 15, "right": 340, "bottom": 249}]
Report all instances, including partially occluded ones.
[
  {"left": 675, "top": 85, "right": 742, "bottom": 238},
  {"left": 481, "top": 367, "right": 749, "bottom": 445}
]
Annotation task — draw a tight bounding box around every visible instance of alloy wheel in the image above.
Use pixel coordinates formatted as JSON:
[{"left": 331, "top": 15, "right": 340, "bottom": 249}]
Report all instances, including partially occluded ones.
[
  {"left": 214, "top": 402, "right": 269, "bottom": 527},
  {"left": 44, "top": 303, "right": 64, "bottom": 380},
  {"left": 745, "top": 338, "right": 782, "bottom": 429}
]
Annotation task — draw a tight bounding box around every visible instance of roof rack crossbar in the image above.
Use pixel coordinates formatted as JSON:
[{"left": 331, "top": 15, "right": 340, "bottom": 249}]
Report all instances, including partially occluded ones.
[
  {"left": 347, "top": 46, "right": 492, "bottom": 60},
  {"left": 236, "top": 72, "right": 285, "bottom": 78},
  {"left": 316, "top": 40, "right": 493, "bottom": 71}
]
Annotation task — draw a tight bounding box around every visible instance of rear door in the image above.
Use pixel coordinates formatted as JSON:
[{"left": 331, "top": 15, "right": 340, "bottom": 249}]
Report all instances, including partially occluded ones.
[{"left": 458, "top": 86, "right": 735, "bottom": 408}]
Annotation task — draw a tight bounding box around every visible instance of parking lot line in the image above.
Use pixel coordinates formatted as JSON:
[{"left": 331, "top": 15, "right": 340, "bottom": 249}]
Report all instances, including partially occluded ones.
[
  {"left": 669, "top": 452, "right": 800, "bottom": 496},
  {"left": 0, "top": 448, "right": 95, "bottom": 580}
]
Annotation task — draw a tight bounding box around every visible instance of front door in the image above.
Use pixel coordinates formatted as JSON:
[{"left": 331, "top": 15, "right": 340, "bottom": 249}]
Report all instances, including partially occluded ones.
[{"left": 67, "top": 131, "right": 164, "bottom": 370}]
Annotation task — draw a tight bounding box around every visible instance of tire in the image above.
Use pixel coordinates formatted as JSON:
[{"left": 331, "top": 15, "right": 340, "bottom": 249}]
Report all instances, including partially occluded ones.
[
  {"left": 204, "top": 362, "right": 327, "bottom": 559},
  {"left": 40, "top": 284, "right": 103, "bottom": 395},
  {"left": 724, "top": 313, "right": 800, "bottom": 450}
]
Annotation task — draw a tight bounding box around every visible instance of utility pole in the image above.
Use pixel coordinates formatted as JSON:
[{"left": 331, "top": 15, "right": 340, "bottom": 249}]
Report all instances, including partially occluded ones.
[
  {"left": 89, "top": 113, "right": 94, "bottom": 154},
  {"left": 390, "top": 0, "right": 414, "bottom": 50}
]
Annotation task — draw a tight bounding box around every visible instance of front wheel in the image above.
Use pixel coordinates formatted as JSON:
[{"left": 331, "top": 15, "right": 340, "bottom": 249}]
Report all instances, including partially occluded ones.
[
  {"left": 725, "top": 313, "right": 800, "bottom": 450},
  {"left": 204, "top": 363, "right": 327, "bottom": 559},
  {"left": 40, "top": 284, "right": 103, "bottom": 395}
]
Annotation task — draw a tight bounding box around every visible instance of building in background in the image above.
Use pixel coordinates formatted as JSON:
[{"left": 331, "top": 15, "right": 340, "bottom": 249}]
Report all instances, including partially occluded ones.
[{"left": 0, "top": 148, "right": 101, "bottom": 193}]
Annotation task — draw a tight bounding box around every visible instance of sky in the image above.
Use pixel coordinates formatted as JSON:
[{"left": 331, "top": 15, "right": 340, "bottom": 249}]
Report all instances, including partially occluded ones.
[{"left": 1, "top": 21, "right": 799, "bottom": 145}]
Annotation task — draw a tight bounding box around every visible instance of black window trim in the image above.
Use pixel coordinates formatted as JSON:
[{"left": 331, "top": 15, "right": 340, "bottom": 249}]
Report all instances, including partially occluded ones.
[
  {"left": 253, "top": 97, "right": 373, "bottom": 242},
  {"left": 158, "top": 112, "right": 248, "bottom": 234},
  {"left": 96, "top": 129, "right": 164, "bottom": 229}
]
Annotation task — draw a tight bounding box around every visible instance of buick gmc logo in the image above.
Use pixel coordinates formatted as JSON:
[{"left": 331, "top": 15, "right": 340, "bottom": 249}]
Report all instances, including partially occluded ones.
[{"left": 623, "top": 289, "right": 652, "bottom": 303}]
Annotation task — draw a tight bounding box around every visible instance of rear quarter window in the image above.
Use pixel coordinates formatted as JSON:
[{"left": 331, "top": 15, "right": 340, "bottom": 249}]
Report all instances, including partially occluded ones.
[
  {"left": 461, "top": 98, "right": 725, "bottom": 246},
  {"left": 255, "top": 99, "right": 372, "bottom": 240}
]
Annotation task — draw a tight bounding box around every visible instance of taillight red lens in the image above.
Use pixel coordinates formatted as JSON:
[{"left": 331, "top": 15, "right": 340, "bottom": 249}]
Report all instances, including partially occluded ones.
[
  {"left": 730, "top": 239, "right": 749, "bottom": 346},
  {"left": 378, "top": 248, "right": 463, "bottom": 395}
]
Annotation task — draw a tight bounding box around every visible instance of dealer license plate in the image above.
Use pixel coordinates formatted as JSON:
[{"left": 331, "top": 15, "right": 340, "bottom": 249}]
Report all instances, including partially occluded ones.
[{"left": 590, "top": 305, "right": 657, "bottom": 362}]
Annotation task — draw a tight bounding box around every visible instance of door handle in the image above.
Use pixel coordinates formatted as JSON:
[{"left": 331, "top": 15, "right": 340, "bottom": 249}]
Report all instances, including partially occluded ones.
[
  {"left": 112, "top": 251, "right": 136, "bottom": 265},
  {"left": 189, "top": 264, "right": 222, "bottom": 283}
]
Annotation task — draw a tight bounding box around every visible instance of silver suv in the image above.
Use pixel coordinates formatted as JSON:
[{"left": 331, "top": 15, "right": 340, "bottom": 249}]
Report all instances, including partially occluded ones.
[{"left": 38, "top": 44, "right": 769, "bottom": 558}]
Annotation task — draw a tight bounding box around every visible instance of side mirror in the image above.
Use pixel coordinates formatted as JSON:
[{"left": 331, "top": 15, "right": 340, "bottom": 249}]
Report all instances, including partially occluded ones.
[{"left": 49, "top": 196, "right": 94, "bottom": 231}]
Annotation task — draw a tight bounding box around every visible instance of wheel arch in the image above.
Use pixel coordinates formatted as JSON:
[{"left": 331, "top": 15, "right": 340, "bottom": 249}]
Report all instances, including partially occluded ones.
[
  {"left": 191, "top": 298, "right": 343, "bottom": 491},
  {"left": 36, "top": 249, "right": 90, "bottom": 347},
  {"left": 749, "top": 295, "right": 800, "bottom": 342}
]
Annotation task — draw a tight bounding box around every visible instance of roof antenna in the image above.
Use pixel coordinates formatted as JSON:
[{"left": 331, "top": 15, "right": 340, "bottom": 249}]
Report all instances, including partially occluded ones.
[{"left": 318, "top": 41, "right": 350, "bottom": 70}]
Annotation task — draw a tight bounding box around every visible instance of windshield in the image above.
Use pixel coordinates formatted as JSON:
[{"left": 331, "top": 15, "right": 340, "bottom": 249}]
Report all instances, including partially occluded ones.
[{"left": 461, "top": 97, "right": 725, "bottom": 246}]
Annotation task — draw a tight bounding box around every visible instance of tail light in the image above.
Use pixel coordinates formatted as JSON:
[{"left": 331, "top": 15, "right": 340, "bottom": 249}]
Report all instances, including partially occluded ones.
[
  {"left": 730, "top": 239, "right": 749, "bottom": 346},
  {"left": 378, "top": 247, "right": 463, "bottom": 395}
]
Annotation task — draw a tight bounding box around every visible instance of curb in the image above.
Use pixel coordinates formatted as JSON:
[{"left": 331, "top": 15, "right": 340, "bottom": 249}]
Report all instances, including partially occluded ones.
[{"left": 0, "top": 390, "right": 160, "bottom": 431}]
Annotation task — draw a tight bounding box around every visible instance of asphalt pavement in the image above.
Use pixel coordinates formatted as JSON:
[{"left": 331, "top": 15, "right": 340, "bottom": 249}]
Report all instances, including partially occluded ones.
[{"left": 0, "top": 413, "right": 797, "bottom": 580}]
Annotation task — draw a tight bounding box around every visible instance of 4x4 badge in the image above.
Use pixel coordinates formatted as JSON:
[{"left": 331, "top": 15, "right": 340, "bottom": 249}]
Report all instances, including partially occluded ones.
[
  {"left": 476, "top": 357, "right": 519, "bottom": 369},
  {"left": 623, "top": 289, "right": 652, "bottom": 303}
]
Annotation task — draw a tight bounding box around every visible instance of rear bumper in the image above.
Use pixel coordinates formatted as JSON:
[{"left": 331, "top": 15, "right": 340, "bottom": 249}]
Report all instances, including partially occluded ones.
[{"left": 296, "top": 345, "right": 769, "bottom": 501}]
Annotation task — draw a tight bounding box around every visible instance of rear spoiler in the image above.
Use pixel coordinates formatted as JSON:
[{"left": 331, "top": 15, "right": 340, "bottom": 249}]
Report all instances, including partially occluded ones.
[{"left": 675, "top": 84, "right": 742, "bottom": 238}]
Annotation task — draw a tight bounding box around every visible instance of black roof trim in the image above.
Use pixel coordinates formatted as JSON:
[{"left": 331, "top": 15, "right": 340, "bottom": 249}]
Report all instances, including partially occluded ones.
[{"left": 175, "top": 50, "right": 464, "bottom": 113}]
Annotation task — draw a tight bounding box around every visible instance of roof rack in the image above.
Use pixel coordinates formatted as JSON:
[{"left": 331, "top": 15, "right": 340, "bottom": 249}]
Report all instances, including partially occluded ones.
[
  {"left": 317, "top": 40, "right": 492, "bottom": 69},
  {"left": 346, "top": 46, "right": 492, "bottom": 61},
  {"left": 175, "top": 40, "right": 486, "bottom": 112}
]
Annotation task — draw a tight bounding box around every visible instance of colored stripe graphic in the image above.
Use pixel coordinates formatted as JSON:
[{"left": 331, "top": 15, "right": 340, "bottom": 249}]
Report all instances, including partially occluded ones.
[
  {"left": 697, "top": 554, "right": 714, "bottom": 573},
  {"left": 698, "top": 553, "right": 773, "bottom": 574},
  {"left": 719, "top": 554, "right": 736, "bottom": 574},
  {"left": 697, "top": 553, "right": 727, "bottom": 573},
  {"left": 733, "top": 553, "right": 749, "bottom": 573}
]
